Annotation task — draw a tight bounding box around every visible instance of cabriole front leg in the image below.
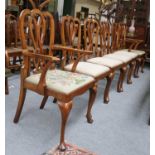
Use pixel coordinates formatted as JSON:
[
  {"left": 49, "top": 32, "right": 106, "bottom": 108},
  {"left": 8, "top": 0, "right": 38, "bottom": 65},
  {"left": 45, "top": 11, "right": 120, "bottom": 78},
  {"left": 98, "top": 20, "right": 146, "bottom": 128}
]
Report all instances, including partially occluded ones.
[
  {"left": 141, "top": 57, "right": 145, "bottom": 73},
  {"left": 57, "top": 101, "right": 73, "bottom": 151},
  {"left": 86, "top": 83, "right": 97, "bottom": 124},
  {"left": 117, "top": 66, "right": 127, "bottom": 92},
  {"left": 127, "top": 61, "right": 135, "bottom": 84},
  {"left": 134, "top": 58, "right": 141, "bottom": 78},
  {"left": 104, "top": 72, "right": 115, "bottom": 103}
]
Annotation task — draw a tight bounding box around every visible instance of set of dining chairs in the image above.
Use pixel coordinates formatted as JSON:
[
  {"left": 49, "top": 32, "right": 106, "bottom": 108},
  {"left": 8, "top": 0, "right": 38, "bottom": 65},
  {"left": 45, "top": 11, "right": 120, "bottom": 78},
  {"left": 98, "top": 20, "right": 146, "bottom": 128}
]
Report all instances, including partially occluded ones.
[{"left": 6, "top": 8, "right": 145, "bottom": 151}]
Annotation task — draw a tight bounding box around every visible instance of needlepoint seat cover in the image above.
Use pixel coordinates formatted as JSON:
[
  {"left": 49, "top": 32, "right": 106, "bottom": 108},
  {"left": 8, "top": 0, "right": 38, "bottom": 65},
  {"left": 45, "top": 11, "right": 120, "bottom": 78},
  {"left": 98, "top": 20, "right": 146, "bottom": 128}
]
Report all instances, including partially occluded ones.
[
  {"left": 25, "top": 69, "right": 94, "bottom": 95},
  {"left": 87, "top": 57, "right": 124, "bottom": 68},
  {"left": 64, "top": 62, "right": 110, "bottom": 78}
]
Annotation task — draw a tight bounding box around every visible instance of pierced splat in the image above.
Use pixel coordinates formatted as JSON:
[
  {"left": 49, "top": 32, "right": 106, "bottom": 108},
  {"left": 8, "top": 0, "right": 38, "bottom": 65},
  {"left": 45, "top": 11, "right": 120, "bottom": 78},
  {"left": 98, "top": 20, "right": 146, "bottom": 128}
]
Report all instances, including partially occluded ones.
[
  {"left": 84, "top": 19, "right": 99, "bottom": 57},
  {"left": 61, "top": 16, "right": 81, "bottom": 48},
  {"left": 100, "top": 22, "right": 111, "bottom": 55},
  {"left": 19, "top": 9, "right": 55, "bottom": 74},
  {"left": 61, "top": 16, "right": 82, "bottom": 65}
]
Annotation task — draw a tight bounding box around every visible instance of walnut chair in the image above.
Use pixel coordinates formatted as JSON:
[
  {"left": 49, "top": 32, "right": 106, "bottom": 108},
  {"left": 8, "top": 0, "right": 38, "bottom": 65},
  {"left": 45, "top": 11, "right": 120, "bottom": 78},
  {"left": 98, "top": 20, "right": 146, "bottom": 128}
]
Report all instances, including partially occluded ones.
[
  {"left": 87, "top": 21, "right": 138, "bottom": 89},
  {"left": 85, "top": 20, "right": 128, "bottom": 92},
  {"left": 59, "top": 16, "right": 114, "bottom": 104},
  {"left": 116, "top": 23, "right": 146, "bottom": 77},
  {"left": 13, "top": 9, "right": 96, "bottom": 151}
]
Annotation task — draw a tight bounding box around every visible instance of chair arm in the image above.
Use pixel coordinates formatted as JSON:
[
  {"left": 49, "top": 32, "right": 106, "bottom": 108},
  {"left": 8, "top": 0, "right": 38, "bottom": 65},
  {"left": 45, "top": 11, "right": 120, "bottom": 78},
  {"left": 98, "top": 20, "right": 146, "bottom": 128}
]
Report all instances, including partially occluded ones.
[
  {"left": 125, "top": 38, "right": 144, "bottom": 51},
  {"left": 52, "top": 44, "right": 93, "bottom": 71},
  {"left": 22, "top": 49, "right": 60, "bottom": 94},
  {"left": 51, "top": 44, "right": 93, "bottom": 55},
  {"left": 22, "top": 49, "right": 60, "bottom": 62}
]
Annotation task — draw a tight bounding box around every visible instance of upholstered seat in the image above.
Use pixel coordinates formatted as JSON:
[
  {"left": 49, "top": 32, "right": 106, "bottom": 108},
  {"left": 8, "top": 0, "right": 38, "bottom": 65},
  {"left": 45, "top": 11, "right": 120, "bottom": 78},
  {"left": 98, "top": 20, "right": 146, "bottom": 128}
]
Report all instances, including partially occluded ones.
[
  {"left": 64, "top": 62, "right": 110, "bottom": 78},
  {"left": 129, "top": 49, "right": 145, "bottom": 56},
  {"left": 87, "top": 57, "right": 124, "bottom": 68},
  {"left": 114, "top": 50, "right": 138, "bottom": 58},
  {"left": 25, "top": 69, "right": 94, "bottom": 95},
  {"left": 103, "top": 53, "right": 135, "bottom": 63}
]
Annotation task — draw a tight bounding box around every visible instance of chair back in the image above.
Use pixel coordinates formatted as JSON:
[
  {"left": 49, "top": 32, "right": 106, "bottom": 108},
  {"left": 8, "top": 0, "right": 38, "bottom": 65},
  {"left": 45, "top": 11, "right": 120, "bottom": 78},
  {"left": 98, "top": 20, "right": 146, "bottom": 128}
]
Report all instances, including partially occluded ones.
[
  {"left": 19, "top": 9, "right": 55, "bottom": 72},
  {"left": 83, "top": 18, "right": 100, "bottom": 57},
  {"left": 118, "top": 23, "right": 127, "bottom": 49},
  {"left": 60, "top": 16, "right": 82, "bottom": 65},
  {"left": 99, "top": 21, "right": 111, "bottom": 56},
  {"left": 61, "top": 16, "right": 81, "bottom": 49}
]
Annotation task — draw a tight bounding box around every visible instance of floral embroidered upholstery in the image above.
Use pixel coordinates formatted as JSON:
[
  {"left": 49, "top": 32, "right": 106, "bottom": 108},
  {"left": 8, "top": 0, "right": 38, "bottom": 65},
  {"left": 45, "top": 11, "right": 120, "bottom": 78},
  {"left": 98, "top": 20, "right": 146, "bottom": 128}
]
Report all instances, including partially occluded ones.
[
  {"left": 25, "top": 69, "right": 94, "bottom": 95},
  {"left": 87, "top": 57, "right": 124, "bottom": 68},
  {"left": 64, "top": 62, "right": 110, "bottom": 78}
]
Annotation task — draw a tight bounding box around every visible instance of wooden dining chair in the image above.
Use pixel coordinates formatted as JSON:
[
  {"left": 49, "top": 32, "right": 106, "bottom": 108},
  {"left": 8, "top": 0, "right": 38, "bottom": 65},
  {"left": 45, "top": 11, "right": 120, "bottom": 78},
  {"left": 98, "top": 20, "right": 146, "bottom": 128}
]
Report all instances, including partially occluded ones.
[
  {"left": 87, "top": 21, "right": 138, "bottom": 90},
  {"left": 116, "top": 23, "right": 145, "bottom": 77},
  {"left": 86, "top": 21, "right": 128, "bottom": 92},
  {"left": 59, "top": 16, "right": 114, "bottom": 103},
  {"left": 13, "top": 9, "right": 97, "bottom": 151}
]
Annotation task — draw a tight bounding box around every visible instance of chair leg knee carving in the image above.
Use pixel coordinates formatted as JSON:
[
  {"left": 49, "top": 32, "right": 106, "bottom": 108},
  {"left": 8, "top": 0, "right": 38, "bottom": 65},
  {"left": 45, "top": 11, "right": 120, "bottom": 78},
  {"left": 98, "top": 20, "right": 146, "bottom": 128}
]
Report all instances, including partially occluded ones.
[
  {"left": 104, "top": 72, "right": 115, "bottom": 103},
  {"left": 86, "top": 83, "right": 97, "bottom": 124},
  {"left": 57, "top": 101, "right": 73, "bottom": 151}
]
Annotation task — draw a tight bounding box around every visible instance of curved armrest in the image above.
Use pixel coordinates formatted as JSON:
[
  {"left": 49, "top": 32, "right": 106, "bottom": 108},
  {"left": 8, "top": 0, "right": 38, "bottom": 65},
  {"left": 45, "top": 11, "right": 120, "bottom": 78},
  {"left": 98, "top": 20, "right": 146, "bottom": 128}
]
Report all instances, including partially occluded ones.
[
  {"left": 52, "top": 44, "right": 93, "bottom": 55},
  {"left": 22, "top": 49, "right": 60, "bottom": 94},
  {"left": 125, "top": 38, "right": 144, "bottom": 51},
  {"left": 23, "top": 49, "right": 60, "bottom": 62},
  {"left": 51, "top": 44, "right": 93, "bottom": 71}
]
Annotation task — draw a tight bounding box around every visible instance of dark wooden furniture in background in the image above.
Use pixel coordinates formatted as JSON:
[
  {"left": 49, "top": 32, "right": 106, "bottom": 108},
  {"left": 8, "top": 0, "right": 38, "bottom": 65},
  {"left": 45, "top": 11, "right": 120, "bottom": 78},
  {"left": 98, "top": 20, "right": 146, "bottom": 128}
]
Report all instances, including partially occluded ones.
[
  {"left": 116, "top": 0, "right": 150, "bottom": 62},
  {"left": 5, "top": 14, "right": 22, "bottom": 71}
]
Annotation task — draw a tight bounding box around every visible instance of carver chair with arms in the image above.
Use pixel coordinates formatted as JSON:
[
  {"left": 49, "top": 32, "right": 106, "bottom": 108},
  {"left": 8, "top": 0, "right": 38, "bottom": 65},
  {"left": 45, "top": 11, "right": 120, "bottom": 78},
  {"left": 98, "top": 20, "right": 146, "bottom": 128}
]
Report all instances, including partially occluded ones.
[{"left": 13, "top": 9, "right": 96, "bottom": 151}]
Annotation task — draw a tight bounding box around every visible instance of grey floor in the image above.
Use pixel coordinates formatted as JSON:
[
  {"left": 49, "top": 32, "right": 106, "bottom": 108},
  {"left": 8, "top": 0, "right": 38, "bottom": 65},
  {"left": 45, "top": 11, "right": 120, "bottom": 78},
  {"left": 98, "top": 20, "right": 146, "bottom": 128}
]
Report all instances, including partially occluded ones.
[{"left": 6, "top": 65, "right": 150, "bottom": 155}]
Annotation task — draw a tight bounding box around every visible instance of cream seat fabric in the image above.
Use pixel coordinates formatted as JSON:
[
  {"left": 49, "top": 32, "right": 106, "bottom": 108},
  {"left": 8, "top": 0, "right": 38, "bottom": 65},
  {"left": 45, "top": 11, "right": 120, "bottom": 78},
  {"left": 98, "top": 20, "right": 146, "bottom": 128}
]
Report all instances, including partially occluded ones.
[
  {"left": 64, "top": 62, "right": 110, "bottom": 78},
  {"left": 25, "top": 69, "right": 94, "bottom": 95},
  {"left": 116, "top": 49, "right": 145, "bottom": 56},
  {"left": 87, "top": 57, "right": 124, "bottom": 68},
  {"left": 103, "top": 52, "right": 136, "bottom": 63},
  {"left": 129, "top": 49, "right": 145, "bottom": 56},
  {"left": 114, "top": 50, "right": 138, "bottom": 58}
]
